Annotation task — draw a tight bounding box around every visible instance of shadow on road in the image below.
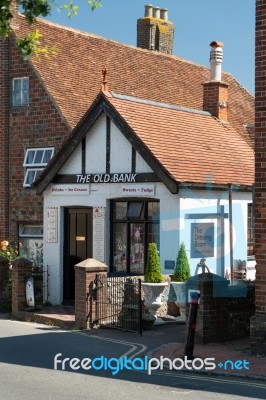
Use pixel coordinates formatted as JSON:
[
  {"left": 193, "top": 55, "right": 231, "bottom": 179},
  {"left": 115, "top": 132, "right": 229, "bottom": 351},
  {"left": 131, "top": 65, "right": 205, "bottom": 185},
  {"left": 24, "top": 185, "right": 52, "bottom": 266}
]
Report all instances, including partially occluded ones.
[{"left": 0, "top": 317, "right": 265, "bottom": 399}]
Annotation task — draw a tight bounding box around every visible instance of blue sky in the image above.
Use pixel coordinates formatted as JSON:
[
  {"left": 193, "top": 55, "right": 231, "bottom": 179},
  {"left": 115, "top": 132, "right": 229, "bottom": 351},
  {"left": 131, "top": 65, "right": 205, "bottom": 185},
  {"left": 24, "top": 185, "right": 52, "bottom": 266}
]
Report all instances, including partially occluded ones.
[{"left": 46, "top": 0, "right": 255, "bottom": 94}]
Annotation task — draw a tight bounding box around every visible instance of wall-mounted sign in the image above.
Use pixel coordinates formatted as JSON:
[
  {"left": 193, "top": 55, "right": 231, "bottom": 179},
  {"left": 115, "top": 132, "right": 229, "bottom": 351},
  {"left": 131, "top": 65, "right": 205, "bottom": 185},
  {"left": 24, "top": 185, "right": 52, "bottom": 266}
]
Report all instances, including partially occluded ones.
[
  {"left": 121, "top": 184, "right": 155, "bottom": 196},
  {"left": 53, "top": 172, "right": 159, "bottom": 185},
  {"left": 25, "top": 277, "right": 35, "bottom": 307},
  {"left": 51, "top": 185, "right": 90, "bottom": 195},
  {"left": 76, "top": 173, "right": 137, "bottom": 184},
  {"left": 93, "top": 207, "right": 105, "bottom": 262},
  {"left": 191, "top": 223, "right": 214, "bottom": 258},
  {"left": 46, "top": 207, "right": 58, "bottom": 243},
  {"left": 164, "top": 260, "right": 175, "bottom": 270}
]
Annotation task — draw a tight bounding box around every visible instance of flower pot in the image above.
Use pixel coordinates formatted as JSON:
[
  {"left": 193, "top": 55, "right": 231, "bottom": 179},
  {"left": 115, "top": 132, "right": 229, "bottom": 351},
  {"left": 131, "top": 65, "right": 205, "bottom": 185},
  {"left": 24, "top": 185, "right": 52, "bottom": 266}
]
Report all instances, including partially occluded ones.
[
  {"left": 141, "top": 282, "right": 168, "bottom": 317},
  {"left": 171, "top": 282, "right": 188, "bottom": 316}
]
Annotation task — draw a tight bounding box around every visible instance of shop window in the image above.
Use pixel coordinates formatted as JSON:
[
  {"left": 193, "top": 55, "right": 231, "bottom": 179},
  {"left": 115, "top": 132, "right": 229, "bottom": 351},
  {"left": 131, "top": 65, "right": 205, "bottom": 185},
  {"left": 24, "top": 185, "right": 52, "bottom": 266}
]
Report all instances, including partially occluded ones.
[
  {"left": 111, "top": 200, "right": 160, "bottom": 275},
  {"left": 23, "top": 148, "right": 54, "bottom": 187},
  {"left": 247, "top": 203, "right": 255, "bottom": 257},
  {"left": 18, "top": 224, "right": 43, "bottom": 268},
  {"left": 12, "top": 77, "right": 29, "bottom": 107}
]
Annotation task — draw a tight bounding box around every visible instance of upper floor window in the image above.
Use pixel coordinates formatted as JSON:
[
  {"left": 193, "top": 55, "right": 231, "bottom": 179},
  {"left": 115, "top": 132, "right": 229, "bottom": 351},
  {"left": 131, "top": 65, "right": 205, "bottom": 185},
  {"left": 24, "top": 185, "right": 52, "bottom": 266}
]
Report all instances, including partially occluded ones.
[
  {"left": 12, "top": 77, "right": 29, "bottom": 107},
  {"left": 23, "top": 147, "right": 54, "bottom": 187}
]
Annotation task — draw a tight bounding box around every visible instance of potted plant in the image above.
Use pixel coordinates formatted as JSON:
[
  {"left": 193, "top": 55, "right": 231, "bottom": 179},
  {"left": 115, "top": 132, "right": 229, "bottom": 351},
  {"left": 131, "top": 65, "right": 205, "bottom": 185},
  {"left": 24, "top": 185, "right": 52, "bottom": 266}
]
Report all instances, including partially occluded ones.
[
  {"left": 141, "top": 243, "right": 168, "bottom": 318},
  {"left": 171, "top": 242, "right": 191, "bottom": 316}
]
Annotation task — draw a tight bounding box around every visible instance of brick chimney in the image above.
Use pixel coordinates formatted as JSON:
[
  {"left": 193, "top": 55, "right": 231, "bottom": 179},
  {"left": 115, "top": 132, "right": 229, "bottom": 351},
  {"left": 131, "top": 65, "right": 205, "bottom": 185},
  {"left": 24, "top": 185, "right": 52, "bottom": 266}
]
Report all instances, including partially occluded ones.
[
  {"left": 203, "top": 41, "right": 229, "bottom": 121},
  {"left": 137, "top": 4, "right": 174, "bottom": 54}
]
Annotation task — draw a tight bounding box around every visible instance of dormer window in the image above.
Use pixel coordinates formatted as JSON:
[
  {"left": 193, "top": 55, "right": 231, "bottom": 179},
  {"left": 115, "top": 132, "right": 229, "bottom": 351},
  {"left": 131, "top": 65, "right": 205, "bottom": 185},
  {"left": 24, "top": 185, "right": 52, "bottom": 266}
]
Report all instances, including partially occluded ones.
[
  {"left": 23, "top": 147, "right": 54, "bottom": 187},
  {"left": 12, "top": 77, "right": 29, "bottom": 107}
]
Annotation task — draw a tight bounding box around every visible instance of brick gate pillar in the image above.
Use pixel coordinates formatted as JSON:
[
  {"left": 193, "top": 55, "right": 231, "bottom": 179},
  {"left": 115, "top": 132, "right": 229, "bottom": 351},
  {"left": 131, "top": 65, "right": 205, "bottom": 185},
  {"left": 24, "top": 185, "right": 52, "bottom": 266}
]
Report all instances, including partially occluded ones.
[
  {"left": 195, "top": 273, "right": 229, "bottom": 344},
  {"left": 75, "top": 258, "right": 108, "bottom": 329},
  {"left": 0, "top": 256, "right": 10, "bottom": 312},
  {"left": 251, "top": 0, "right": 266, "bottom": 356},
  {"left": 12, "top": 258, "right": 32, "bottom": 316}
]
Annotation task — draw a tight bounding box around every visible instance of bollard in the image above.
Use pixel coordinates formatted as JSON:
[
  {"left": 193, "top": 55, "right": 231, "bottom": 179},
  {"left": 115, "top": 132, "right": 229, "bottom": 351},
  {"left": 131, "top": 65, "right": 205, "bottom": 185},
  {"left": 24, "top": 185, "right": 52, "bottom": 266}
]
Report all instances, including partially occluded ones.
[{"left": 184, "top": 291, "right": 200, "bottom": 360}]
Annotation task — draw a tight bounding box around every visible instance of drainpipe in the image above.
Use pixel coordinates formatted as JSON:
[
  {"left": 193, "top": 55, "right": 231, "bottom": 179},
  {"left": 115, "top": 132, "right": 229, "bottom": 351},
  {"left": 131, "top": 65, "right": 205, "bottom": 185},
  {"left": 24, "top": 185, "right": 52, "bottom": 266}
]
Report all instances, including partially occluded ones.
[{"left": 228, "top": 184, "right": 234, "bottom": 283}]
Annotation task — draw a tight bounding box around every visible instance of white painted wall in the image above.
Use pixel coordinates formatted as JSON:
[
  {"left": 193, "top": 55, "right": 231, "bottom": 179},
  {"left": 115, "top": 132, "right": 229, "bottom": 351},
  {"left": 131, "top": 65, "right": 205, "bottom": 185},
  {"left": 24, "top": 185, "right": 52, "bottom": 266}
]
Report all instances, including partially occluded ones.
[
  {"left": 61, "top": 143, "right": 82, "bottom": 174},
  {"left": 110, "top": 122, "right": 131, "bottom": 173},
  {"left": 178, "top": 188, "right": 252, "bottom": 278},
  {"left": 136, "top": 152, "right": 153, "bottom": 173},
  {"left": 43, "top": 182, "right": 253, "bottom": 304},
  {"left": 86, "top": 114, "right": 106, "bottom": 173}
]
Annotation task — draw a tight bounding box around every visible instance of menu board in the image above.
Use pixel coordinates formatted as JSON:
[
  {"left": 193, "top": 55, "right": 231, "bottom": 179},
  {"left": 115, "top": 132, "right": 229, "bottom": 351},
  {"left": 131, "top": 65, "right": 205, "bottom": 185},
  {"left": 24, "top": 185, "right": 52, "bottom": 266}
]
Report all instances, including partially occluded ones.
[
  {"left": 46, "top": 207, "right": 58, "bottom": 243},
  {"left": 93, "top": 207, "right": 105, "bottom": 262}
]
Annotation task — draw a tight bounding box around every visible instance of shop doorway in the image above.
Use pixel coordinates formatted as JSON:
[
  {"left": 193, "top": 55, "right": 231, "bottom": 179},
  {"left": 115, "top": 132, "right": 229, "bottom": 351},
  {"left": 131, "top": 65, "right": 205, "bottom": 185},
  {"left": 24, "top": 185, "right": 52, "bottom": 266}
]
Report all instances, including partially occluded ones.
[{"left": 63, "top": 207, "right": 93, "bottom": 304}]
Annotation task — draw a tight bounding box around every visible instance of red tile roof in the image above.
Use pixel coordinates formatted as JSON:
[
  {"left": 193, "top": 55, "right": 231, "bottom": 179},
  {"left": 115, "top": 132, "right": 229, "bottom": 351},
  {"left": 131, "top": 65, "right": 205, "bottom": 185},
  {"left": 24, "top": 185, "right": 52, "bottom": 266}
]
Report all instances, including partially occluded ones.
[
  {"left": 107, "top": 93, "right": 254, "bottom": 186},
  {"left": 35, "top": 91, "right": 254, "bottom": 192},
  {"left": 14, "top": 15, "right": 254, "bottom": 147}
]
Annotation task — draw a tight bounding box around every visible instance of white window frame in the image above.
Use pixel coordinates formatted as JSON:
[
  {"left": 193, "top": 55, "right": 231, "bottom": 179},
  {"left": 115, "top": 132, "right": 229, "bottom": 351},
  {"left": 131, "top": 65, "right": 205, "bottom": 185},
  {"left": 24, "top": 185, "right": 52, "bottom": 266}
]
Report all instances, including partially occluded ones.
[
  {"left": 23, "top": 147, "right": 55, "bottom": 187},
  {"left": 12, "top": 77, "right": 29, "bottom": 107},
  {"left": 23, "top": 148, "right": 55, "bottom": 168},
  {"left": 23, "top": 168, "right": 43, "bottom": 188},
  {"left": 19, "top": 224, "right": 43, "bottom": 238}
]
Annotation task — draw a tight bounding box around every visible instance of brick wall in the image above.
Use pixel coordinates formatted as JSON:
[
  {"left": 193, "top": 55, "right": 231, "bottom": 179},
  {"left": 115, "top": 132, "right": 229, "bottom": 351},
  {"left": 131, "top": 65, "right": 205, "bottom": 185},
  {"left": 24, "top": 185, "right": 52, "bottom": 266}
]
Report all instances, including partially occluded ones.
[
  {"left": 0, "top": 38, "right": 10, "bottom": 239},
  {"left": 186, "top": 273, "right": 255, "bottom": 344},
  {"left": 0, "top": 35, "right": 71, "bottom": 242},
  {"left": 12, "top": 258, "right": 33, "bottom": 315},
  {"left": 0, "top": 257, "right": 10, "bottom": 312},
  {"left": 250, "top": 0, "right": 266, "bottom": 356}
]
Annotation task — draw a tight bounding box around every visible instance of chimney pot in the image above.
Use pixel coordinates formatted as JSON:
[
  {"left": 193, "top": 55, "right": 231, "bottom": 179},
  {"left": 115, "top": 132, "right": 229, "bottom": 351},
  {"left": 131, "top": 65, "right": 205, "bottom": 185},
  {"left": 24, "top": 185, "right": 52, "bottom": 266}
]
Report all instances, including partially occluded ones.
[
  {"left": 203, "top": 41, "right": 229, "bottom": 121},
  {"left": 137, "top": 5, "right": 174, "bottom": 54},
  {"left": 144, "top": 4, "right": 153, "bottom": 18},
  {"left": 160, "top": 8, "right": 168, "bottom": 20},
  {"left": 153, "top": 6, "right": 160, "bottom": 18},
  {"left": 209, "top": 41, "right": 224, "bottom": 81}
]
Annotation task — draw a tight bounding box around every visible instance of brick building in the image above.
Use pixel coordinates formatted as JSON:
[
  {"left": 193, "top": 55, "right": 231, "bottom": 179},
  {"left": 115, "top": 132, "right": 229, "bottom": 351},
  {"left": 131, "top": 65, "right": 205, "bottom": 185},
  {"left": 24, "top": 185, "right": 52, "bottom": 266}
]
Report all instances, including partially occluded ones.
[
  {"left": 0, "top": 7, "right": 255, "bottom": 304},
  {"left": 250, "top": 0, "right": 266, "bottom": 357}
]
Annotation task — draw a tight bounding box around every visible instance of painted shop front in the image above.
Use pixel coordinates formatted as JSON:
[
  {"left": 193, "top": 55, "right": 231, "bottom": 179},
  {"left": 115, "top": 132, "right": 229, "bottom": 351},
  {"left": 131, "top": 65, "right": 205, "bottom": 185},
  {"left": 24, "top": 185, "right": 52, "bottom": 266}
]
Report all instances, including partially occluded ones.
[{"left": 35, "top": 92, "right": 254, "bottom": 305}]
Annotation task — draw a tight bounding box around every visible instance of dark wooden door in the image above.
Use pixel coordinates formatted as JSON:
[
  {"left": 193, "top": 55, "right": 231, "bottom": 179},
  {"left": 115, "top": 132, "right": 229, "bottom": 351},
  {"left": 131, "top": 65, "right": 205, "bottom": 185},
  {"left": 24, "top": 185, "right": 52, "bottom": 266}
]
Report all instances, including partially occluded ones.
[{"left": 63, "top": 207, "right": 93, "bottom": 303}]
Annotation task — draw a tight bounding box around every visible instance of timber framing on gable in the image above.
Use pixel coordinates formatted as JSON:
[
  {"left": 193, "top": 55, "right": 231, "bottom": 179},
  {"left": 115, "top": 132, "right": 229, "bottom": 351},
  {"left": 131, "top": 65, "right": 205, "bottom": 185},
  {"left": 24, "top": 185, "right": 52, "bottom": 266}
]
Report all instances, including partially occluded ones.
[{"left": 34, "top": 92, "right": 180, "bottom": 195}]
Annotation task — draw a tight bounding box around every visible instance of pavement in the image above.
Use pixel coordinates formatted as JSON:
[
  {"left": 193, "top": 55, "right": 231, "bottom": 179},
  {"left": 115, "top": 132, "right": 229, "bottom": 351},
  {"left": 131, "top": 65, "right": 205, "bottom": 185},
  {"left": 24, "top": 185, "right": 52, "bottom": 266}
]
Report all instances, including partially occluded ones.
[{"left": 3, "top": 306, "right": 266, "bottom": 381}]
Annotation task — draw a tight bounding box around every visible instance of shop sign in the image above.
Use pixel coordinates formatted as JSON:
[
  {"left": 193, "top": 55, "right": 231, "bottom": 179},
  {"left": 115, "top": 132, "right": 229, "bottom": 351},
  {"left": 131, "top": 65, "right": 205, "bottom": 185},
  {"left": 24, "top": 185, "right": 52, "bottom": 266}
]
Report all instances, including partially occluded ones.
[
  {"left": 191, "top": 223, "right": 214, "bottom": 258},
  {"left": 121, "top": 184, "right": 155, "bottom": 196},
  {"left": 76, "top": 173, "right": 137, "bottom": 183},
  {"left": 51, "top": 184, "right": 90, "bottom": 194}
]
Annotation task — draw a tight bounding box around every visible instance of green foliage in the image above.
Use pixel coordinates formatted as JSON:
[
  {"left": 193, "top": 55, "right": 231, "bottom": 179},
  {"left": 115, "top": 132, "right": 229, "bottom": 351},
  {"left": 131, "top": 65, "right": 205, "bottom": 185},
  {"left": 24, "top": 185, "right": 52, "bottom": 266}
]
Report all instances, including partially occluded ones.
[
  {"left": 0, "top": 0, "right": 103, "bottom": 59},
  {"left": 16, "top": 29, "right": 57, "bottom": 59},
  {"left": 173, "top": 242, "right": 191, "bottom": 282},
  {"left": 144, "top": 243, "right": 164, "bottom": 283}
]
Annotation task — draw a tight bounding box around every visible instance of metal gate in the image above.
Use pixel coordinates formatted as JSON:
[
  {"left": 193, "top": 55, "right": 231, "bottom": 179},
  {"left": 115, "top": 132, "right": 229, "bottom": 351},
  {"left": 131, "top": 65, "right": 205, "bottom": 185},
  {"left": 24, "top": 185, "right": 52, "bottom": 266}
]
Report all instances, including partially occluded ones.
[
  {"left": 94, "top": 275, "right": 142, "bottom": 335},
  {"left": 32, "top": 265, "right": 49, "bottom": 306}
]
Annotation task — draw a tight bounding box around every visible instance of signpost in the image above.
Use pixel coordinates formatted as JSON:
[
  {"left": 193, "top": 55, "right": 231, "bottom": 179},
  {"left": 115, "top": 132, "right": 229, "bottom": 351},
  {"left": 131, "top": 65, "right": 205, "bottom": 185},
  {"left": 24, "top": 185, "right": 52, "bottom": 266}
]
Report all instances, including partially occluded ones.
[{"left": 186, "top": 206, "right": 229, "bottom": 277}]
